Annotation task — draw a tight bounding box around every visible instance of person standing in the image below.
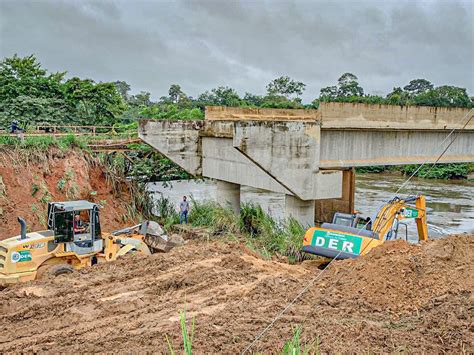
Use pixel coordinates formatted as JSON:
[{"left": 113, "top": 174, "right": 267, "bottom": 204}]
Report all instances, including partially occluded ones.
[{"left": 179, "top": 196, "right": 190, "bottom": 224}]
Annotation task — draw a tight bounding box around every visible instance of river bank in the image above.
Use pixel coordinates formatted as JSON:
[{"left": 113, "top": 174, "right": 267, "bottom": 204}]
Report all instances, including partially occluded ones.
[{"left": 148, "top": 173, "right": 474, "bottom": 239}]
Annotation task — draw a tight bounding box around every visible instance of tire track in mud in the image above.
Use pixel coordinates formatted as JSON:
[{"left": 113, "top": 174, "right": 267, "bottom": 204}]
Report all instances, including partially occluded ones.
[{"left": 1, "top": 236, "right": 473, "bottom": 353}]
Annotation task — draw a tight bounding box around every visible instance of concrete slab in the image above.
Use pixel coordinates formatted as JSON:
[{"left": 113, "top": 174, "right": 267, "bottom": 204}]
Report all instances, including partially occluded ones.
[{"left": 319, "top": 102, "right": 474, "bottom": 130}]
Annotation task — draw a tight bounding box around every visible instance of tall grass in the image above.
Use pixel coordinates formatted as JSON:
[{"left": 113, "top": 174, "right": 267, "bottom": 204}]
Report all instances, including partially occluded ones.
[
  {"left": 181, "top": 200, "right": 307, "bottom": 261},
  {"left": 189, "top": 199, "right": 239, "bottom": 235},
  {"left": 155, "top": 196, "right": 180, "bottom": 230},
  {"left": 282, "top": 327, "right": 320, "bottom": 355},
  {"left": 166, "top": 308, "right": 195, "bottom": 355}
]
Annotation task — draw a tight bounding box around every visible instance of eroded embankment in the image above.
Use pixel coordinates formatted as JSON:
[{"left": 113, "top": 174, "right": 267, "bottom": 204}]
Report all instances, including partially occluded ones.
[
  {"left": 0, "top": 234, "right": 472, "bottom": 353},
  {"left": 0, "top": 148, "right": 138, "bottom": 239}
]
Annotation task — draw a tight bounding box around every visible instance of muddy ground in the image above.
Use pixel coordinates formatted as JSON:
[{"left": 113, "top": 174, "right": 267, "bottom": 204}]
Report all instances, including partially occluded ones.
[{"left": 0, "top": 234, "right": 472, "bottom": 353}]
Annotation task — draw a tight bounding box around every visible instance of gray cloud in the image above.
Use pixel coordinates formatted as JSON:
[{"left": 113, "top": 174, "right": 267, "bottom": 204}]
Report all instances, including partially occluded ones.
[{"left": 1, "top": 0, "right": 473, "bottom": 102}]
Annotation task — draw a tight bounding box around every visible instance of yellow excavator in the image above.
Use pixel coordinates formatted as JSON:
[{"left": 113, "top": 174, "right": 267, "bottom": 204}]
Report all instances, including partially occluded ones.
[
  {"left": 0, "top": 200, "right": 179, "bottom": 285},
  {"left": 303, "top": 195, "right": 428, "bottom": 259}
]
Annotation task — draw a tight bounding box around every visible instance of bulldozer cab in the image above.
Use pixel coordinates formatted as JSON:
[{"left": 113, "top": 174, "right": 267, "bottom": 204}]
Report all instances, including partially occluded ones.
[{"left": 47, "top": 201, "right": 103, "bottom": 254}]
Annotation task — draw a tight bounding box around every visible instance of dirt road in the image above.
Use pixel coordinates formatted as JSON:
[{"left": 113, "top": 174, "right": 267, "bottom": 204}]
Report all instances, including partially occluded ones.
[{"left": 0, "top": 235, "right": 472, "bottom": 353}]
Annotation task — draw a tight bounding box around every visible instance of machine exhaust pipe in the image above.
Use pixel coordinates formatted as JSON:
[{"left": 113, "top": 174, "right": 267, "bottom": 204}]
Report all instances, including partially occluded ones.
[{"left": 18, "top": 217, "right": 27, "bottom": 240}]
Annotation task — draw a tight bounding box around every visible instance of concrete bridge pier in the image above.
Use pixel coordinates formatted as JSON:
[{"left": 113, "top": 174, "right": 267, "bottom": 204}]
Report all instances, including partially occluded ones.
[
  {"left": 285, "top": 195, "right": 315, "bottom": 227},
  {"left": 216, "top": 180, "right": 240, "bottom": 215}
]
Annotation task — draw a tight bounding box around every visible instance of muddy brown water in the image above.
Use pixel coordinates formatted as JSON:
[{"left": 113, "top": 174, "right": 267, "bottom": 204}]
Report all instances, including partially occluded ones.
[{"left": 147, "top": 173, "right": 474, "bottom": 240}]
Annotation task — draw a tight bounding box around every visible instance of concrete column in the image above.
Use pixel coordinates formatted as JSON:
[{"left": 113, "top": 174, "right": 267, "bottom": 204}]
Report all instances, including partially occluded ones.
[
  {"left": 314, "top": 168, "right": 356, "bottom": 223},
  {"left": 285, "top": 195, "right": 315, "bottom": 227},
  {"left": 216, "top": 180, "right": 241, "bottom": 215}
]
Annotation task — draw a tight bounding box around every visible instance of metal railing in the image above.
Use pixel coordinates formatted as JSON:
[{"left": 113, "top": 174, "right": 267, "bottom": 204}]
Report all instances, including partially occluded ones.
[{"left": 0, "top": 125, "right": 115, "bottom": 136}]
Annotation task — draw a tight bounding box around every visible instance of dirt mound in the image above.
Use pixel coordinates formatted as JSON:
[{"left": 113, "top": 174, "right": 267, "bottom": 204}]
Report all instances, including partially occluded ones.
[
  {"left": 0, "top": 148, "right": 138, "bottom": 239},
  {"left": 0, "top": 234, "right": 472, "bottom": 353}
]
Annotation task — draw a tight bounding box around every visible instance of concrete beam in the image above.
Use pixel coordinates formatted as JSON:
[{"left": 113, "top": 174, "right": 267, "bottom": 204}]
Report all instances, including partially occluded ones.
[
  {"left": 320, "top": 129, "right": 474, "bottom": 168},
  {"left": 138, "top": 120, "right": 203, "bottom": 175},
  {"left": 205, "top": 106, "right": 320, "bottom": 121}
]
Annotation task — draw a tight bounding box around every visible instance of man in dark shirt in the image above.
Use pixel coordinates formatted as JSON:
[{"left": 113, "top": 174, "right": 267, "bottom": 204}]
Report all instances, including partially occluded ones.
[{"left": 10, "top": 120, "right": 19, "bottom": 134}]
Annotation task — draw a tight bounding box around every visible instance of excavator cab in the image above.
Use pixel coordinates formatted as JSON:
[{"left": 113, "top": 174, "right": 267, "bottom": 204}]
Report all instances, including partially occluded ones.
[
  {"left": 332, "top": 212, "right": 371, "bottom": 230},
  {"left": 47, "top": 201, "right": 103, "bottom": 255}
]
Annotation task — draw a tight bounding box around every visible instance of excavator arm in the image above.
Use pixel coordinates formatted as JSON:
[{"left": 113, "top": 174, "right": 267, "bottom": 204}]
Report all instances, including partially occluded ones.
[{"left": 372, "top": 195, "right": 428, "bottom": 242}]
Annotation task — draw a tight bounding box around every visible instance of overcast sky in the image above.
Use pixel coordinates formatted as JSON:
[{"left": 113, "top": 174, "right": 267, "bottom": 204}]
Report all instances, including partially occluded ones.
[{"left": 1, "top": 0, "right": 473, "bottom": 102}]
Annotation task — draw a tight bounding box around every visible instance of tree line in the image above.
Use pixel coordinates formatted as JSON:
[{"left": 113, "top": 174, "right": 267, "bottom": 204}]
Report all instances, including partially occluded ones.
[{"left": 1, "top": 54, "right": 473, "bottom": 129}]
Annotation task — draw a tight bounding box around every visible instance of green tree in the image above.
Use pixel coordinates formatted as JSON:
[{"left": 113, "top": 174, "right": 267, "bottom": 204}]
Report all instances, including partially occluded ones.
[
  {"left": 167, "top": 84, "right": 192, "bottom": 109},
  {"left": 319, "top": 85, "right": 338, "bottom": 102},
  {"left": 385, "top": 87, "right": 408, "bottom": 105},
  {"left": 243, "top": 92, "right": 264, "bottom": 107},
  {"left": 129, "top": 91, "right": 152, "bottom": 107},
  {"left": 319, "top": 73, "right": 364, "bottom": 102},
  {"left": 168, "top": 84, "right": 183, "bottom": 103},
  {"left": 337, "top": 73, "right": 364, "bottom": 97},
  {"left": 403, "top": 79, "right": 433, "bottom": 97},
  {"left": 63, "top": 78, "right": 125, "bottom": 125},
  {"left": 413, "top": 85, "right": 472, "bottom": 108},
  {"left": 260, "top": 95, "right": 303, "bottom": 109},
  {"left": 114, "top": 80, "right": 131, "bottom": 102},
  {"left": 266, "top": 76, "right": 306, "bottom": 98},
  {"left": 198, "top": 86, "right": 241, "bottom": 107},
  {"left": 0, "top": 54, "right": 67, "bottom": 127}
]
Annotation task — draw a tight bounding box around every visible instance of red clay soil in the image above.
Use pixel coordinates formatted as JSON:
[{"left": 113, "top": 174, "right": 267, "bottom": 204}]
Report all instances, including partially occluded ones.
[
  {"left": 0, "top": 148, "right": 137, "bottom": 239},
  {"left": 0, "top": 234, "right": 472, "bottom": 353}
]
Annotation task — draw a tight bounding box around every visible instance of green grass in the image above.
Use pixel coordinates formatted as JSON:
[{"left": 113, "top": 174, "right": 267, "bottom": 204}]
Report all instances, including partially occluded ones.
[
  {"left": 154, "top": 198, "right": 306, "bottom": 260},
  {"left": 166, "top": 307, "right": 195, "bottom": 355},
  {"left": 0, "top": 134, "right": 90, "bottom": 151},
  {"left": 166, "top": 200, "right": 308, "bottom": 261},
  {"left": 282, "top": 327, "right": 321, "bottom": 355}
]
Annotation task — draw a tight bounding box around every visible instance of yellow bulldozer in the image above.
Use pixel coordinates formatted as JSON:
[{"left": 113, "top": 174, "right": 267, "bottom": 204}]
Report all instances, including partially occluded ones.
[
  {"left": 303, "top": 195, "right": 428, "bottom": 259},
  {"left": 0, "top": 200, "right": 179, "bottom": 285}
]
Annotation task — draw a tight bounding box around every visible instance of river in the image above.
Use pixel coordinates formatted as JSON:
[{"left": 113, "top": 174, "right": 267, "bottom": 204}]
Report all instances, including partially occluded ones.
[{"left": 147, "top": 174, "right": 474, "bottom": 240}]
